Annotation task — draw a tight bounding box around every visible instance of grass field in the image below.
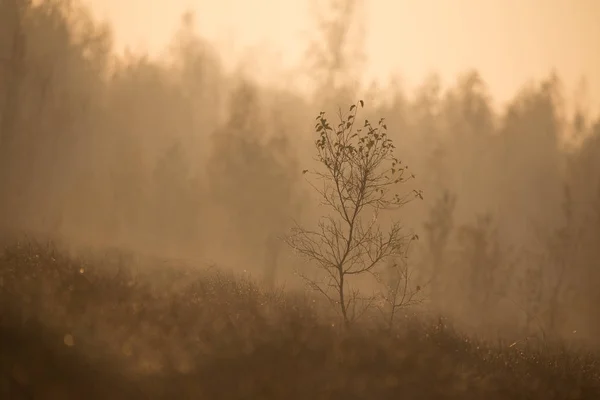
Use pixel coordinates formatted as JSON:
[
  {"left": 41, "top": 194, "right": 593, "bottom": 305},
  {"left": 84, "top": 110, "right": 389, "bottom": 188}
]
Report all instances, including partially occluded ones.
[{"left": 1, "top": 238, "right": 599, "bottom": 399}]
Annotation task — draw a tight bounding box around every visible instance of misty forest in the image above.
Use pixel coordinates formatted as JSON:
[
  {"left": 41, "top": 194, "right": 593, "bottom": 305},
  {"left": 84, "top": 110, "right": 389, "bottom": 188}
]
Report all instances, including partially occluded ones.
[{"left": 1, "top": 0, "right": 600, "bottom": 399}]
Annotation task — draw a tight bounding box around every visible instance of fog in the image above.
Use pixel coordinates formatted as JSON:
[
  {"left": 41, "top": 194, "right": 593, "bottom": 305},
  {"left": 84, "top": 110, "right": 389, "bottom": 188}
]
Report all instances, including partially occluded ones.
[{"left": 1, "top": 0, "right": 599, "bottom": 346}]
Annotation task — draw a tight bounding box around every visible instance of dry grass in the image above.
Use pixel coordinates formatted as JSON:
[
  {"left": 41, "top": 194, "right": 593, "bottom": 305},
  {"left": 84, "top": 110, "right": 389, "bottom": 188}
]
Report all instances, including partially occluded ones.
[{"left": 0, "top": 237, "right": 599, "bottom": 399}]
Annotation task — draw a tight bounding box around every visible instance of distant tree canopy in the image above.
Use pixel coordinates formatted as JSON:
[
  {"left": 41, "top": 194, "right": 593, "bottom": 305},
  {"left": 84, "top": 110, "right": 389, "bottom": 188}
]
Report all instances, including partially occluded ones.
[
  {"left": 306, "top": 0, "right": 365, "bottom": 107},
  {"left": 207, "top": 80, "right": 300, "bottom": 266}
]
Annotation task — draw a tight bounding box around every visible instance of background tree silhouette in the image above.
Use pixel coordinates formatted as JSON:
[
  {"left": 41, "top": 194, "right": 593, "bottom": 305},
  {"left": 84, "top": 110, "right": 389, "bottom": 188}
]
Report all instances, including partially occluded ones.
[{"left": 207, "top": 80, "right": 300, "bottom": 281}]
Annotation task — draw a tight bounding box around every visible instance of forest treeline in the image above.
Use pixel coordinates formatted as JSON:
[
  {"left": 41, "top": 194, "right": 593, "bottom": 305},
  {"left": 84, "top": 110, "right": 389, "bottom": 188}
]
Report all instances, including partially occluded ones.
[{"left": 1, "top": 0, "right": 599, "bottom": 345}]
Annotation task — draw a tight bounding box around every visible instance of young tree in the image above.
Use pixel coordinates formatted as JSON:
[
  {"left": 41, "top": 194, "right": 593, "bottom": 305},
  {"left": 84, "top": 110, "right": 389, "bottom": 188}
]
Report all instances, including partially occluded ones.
[{"left": 286, "top": 100, "right": 422, "bottom": 326}]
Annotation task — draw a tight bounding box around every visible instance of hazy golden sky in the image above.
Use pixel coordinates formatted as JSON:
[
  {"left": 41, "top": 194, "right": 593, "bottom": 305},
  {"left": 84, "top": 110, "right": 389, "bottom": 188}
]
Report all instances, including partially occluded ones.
[{"left": 84, "top": 0, "right": 599, "bottom": 112}]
